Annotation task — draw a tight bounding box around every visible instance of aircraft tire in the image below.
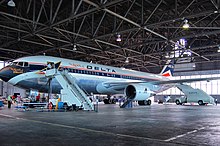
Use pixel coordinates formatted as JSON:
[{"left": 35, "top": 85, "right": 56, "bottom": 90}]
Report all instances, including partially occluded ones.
[
  {"left": 138, "top": 100, "right": 144, "bottom": 105},
  {"left": 138, "top": 100, "right": 151, "bottom": 106},
  {"left": 103, "top": 99, "right": 110, "bottom": 104},
  {"left": 176, "top": 100, "right": 181, "bottom": 105},
  {"left": 103, "top": 98, "right": 116, "bottom": 104},
  {"left": 198, "top": 100, "right": 204, "bottom": 106},
  {"left": 112, "top": 99, "right": 116, "bottom": 104},
  {"left": 147, "top": 100, "right": 151, "bottom": 105},
  {"left": 63, "top": 102, "right": 68, "bottom": 111},
  {"left": 143, "top": 100, "right": 148, "bottom": 105}
]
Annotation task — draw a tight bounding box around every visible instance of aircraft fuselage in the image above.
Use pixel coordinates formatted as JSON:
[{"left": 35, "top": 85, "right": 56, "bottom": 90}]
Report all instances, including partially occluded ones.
[{"left": 0, "top": 56, "right": 171, "bottom": 95}]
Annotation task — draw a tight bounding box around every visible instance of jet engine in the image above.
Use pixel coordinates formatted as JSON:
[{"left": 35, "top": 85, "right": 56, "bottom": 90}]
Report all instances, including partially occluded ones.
[{"left": 125, "top": 84, "right": 152, "bottom": 101}]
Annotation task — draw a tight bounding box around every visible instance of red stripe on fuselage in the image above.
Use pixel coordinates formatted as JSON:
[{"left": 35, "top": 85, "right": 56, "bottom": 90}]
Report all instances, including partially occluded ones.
[
  {"left": 36, "top": 71, "right": 45, "bottom": 74},
  {"left": 27, "top": 62, "right": 166, "bottom": 82}
]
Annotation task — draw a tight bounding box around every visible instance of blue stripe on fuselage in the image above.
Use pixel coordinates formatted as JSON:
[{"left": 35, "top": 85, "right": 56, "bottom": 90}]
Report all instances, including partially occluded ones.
[
  {"left": 10, "top": 63, "right": 161, "bottom": 82},
  {"left": 28, "top": 64, "right": 160, "bottom": 82},
  {"left": 7, "top": 63, "right": 163, "bottom": 94},
  {"left": 57, "top": 67, "right": 158, "bottom": 82},
  {"left": 29, "top": 64, "right": 46, "bottom": 71}
]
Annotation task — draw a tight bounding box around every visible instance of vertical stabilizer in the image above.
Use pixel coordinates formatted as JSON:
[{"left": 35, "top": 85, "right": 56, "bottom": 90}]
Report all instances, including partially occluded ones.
[{"left": 160, "top": 60, "right": 174, "bottom": 77}]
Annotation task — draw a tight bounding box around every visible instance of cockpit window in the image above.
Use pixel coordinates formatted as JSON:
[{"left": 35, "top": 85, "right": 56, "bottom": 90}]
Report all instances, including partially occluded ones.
[
  {"left": 11, "top": 62, "right": 18, "bottom": 65},
  {"left": 11, "top": 62, "right": 29, "bottom": 67},
  {"left": 18, "top": 62, "right": 23, "bottom": 66},
  {"left": 24, "top": 62, "right": 29, "bottom": 67}
]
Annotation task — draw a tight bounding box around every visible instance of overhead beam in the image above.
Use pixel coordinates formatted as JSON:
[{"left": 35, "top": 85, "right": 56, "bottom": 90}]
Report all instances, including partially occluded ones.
[
  {"left": 0, "top": 47, "right": 32, "bottom": 55},
  {"left": 51, "top": 0, "right": 63, "bottom": 24},
  {"left": 22, "top": 39, "right": 54, "bottom": 47},
  {"left": 0, "top": 11, "right": 46, "bottom": 27},
  {"left": 116, "top": 0, "right": 136, "bottom": 31},
  {"left": 37, "top": 34, "right": 70, "bottom": 44},
  {"left": 74, "top": 14, "right": 87, "bottom": 41},
  {"left": 210, "top": 0, "right": 219, "bottom": 9},
  {"left": 104, "top": 8, "right": 141, "bottom": 28},
  {"left": 71, "top": 0, "right": 75, "bottom": 14},
  {"left": 0, "top": 24, "right": 29, "bottom": 33},
  {"left": 34, "top": 0, "right": 45, "bottom": 30},
  {"left": 50, "top": 0, "right": 53, "bottom": 22},
  {"left": 83, "top": 0, "right": 99, "bottom": 7},
  {"left": 93, "top": 11, "right": 106, "bottom": 37},
  {"left": 54, "top": 28, "right": 89, "bottom": 39},
  {"left": 36, "top": 34, "right": 54, "bottom": 46},
  {"left": 0, "top": 0, "right": 5, "bottom": 5},
  {"left": 144, "top": 0, "right": 163, "bottom": 24},
  {"left": 55, "top": 1, "right": 97, "bottom": 26},
  {"left": 54, "top": 28, "right": 71, "bottom": 41},
  {"left": 179, "top": 0, "right": 196, "bottom": 16}
]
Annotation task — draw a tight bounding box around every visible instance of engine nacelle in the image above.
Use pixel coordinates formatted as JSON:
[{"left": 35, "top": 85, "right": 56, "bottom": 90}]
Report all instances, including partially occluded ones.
[{"left": 125, "top": 84, "right": 152, "bottom": 101}]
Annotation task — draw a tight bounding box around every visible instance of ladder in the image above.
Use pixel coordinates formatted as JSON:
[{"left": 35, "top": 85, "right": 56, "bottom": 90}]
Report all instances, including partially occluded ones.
[
  {"left": 120, "top": 97, "right": 133, "bottom": 108},
  {"left": 46, "top": 69, "right": 94, "bottom": 110}
]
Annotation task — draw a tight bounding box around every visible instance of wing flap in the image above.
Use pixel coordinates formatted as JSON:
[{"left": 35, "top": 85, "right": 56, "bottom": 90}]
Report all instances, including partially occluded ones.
[{"left": 152, "top": 77, "right": 220, "bottom": 85}]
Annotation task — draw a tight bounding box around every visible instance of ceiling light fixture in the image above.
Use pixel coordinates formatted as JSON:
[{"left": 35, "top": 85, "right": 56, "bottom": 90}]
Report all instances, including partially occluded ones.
[
  {"left": 217, "top": 45, "right": 220, "bottom": 52},
  {"left": 182, "top": 19, "right": 190, "bottom": 29},
  {"left": 8, "top": 0, "right": 15, "bottom": 7},
  {"left": 125, "top": 57, "right": 129, "bottom": 63},
  {"left": 73, "top": 44, "right": 77, "bottom": 51},
  {"left": 116, "top": 34, "right": 121, "bottom": 42},
  {"left": 165, "top": 53, "right": 169, "bottom": 58}
]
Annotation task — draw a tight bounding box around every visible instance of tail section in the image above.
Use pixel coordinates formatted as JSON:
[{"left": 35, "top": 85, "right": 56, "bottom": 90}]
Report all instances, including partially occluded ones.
[{"left": 160, "top": 60, "right": 174, "bottom": 77}]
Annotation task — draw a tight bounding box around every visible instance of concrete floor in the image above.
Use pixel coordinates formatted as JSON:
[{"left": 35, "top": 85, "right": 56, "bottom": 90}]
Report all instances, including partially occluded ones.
[{"left": 0, "top": 103, "right": 220, "bottom": 146}]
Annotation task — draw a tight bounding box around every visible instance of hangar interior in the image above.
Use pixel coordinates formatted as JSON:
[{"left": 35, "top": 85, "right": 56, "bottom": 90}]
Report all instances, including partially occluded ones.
[
  {"left": 0, "top": 0, "right": 220, "bottom": 71},
  {"left": 2, "top": 1, "right": 220, "bottom": 146},
  {"left": 1, "top": 0, "right": 220, "bottom": 100}
]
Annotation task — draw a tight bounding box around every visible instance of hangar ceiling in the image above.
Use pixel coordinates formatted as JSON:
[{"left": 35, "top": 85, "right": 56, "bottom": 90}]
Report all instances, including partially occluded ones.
[{"left": 0, "top": 0, "right": 220, "bottom": 73}]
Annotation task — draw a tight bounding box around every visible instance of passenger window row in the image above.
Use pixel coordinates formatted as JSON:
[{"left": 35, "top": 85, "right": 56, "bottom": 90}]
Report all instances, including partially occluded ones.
[{"left": 12, "top": 62, "right": 29, "bottom": 67}]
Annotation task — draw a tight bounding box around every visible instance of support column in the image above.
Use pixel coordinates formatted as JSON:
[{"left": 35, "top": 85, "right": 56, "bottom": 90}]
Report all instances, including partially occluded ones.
[
  {"left": 0, "top": 81, "right": 3, "bottom": 96},
  {"left": 1, "top": 62, "right": 5, "bottom": 96},
  {"left": 48, "top": 77, "right": 53, "bottom": 102}
]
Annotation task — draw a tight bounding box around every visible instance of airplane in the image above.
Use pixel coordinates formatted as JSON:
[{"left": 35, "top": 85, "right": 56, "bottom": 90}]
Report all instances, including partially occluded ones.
[{"left": 0, "top": 55, "right": 218, "bottom": 105}]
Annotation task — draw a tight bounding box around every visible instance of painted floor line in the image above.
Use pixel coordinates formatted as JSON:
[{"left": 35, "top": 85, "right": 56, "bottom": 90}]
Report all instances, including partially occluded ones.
[
  {"left": 0, "top": 113, "right": 165, "bottom": 143},
  {"left": 0, "top": 113, "right": 15, "bottom": 118},
  {"left": 27, "top": 118, "right": 165, "bottom": 142},
  {"left": 2, "top": 113, "right": 201, "bottom": 145},
  {"left": 164, "top": 126, "right": 209, "bottom": 142}
]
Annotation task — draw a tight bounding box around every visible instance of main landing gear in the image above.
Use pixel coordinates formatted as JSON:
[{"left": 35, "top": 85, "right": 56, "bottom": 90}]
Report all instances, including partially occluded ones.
[
  {"left": 103, "top": 95, "right": 116, "bottom": 104},
  {"left": 138, "top": 100, "right": 151, "bottom": 106}
]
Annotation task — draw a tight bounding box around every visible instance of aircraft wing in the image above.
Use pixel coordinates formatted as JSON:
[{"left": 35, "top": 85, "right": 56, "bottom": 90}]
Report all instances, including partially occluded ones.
[
  {"left": 102, "top": 76, "right": 220, "bottom": 88},
  {"left": 152, "top": 76, "right": 220, "bottom": 85}
]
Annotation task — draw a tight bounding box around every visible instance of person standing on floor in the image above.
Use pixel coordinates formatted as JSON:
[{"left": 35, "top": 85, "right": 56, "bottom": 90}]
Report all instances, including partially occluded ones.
[{"left": 7, "top": 95, "right": 12, "bottom": 109}]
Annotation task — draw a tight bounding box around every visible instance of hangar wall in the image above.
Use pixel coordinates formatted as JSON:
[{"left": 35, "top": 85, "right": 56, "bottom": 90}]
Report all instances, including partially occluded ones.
[
  {"left": 0, "top": 81, "right": 26, "bottom": 98},
  {"left": 0, "top": 62, "right": 26, "bottom": 98},
  {"left": 158, "top": 70, "right": 220, "bottom": 102}
]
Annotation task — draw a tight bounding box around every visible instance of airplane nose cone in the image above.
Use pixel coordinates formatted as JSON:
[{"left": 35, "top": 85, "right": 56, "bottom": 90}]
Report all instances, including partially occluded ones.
[{"left": 0, "top": 66, "right": 14, "bottom": 82}]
